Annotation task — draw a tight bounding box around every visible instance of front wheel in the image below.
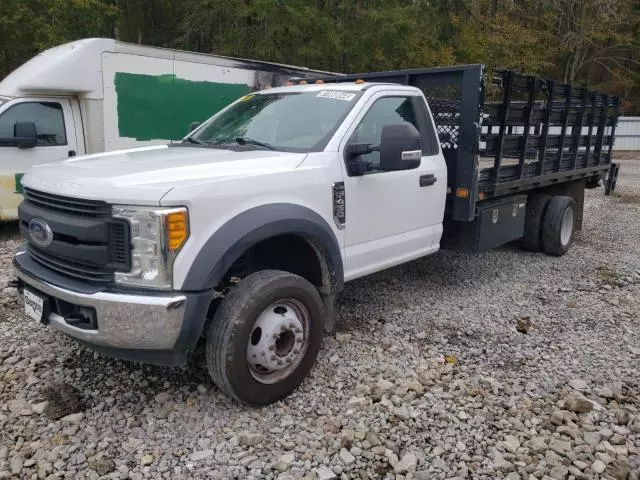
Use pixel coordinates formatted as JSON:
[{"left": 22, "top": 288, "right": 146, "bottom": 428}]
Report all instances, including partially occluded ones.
[{"left": 206, "top": 270, "right": 324, "bottom": 405}]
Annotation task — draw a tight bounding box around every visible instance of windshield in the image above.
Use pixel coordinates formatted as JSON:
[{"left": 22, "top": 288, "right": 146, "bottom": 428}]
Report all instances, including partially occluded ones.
[{"left": 190, "top": 90, "right": 362, "bottom": 152}]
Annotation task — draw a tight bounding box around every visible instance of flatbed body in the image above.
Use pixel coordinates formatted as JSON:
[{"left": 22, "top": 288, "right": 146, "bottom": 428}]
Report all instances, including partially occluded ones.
[{"left": 298, "top": 65, "right": 619, "bottom": 222}]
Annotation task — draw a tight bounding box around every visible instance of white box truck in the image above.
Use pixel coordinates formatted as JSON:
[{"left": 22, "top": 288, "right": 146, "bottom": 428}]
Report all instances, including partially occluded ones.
[{"left": 0, "top": 38, "right": 329, "bottom": 220}]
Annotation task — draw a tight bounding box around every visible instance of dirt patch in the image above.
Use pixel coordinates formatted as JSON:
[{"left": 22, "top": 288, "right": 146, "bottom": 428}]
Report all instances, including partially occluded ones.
[
  {"left": 596, "top": 266, "right": 624, "bottom": 286},
  {"left": 613, "top": 192, "right": 640, "bottom": 204}
]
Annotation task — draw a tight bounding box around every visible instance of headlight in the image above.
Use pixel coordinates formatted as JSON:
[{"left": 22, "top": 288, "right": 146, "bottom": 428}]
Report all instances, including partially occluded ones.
[{"left": 112, "top": 206, "right": 189, "bottom": 289}]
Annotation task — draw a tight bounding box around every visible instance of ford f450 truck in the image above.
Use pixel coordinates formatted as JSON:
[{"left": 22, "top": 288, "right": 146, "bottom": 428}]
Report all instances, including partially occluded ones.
[{"left": 13, "top": 65, "right": 619, "bottom": 405}]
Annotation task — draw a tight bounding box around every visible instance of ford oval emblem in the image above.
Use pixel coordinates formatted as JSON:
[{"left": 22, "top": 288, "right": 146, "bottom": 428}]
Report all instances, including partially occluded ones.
[{"left": 28, "top": 218, "right": 54, "bottom": 248}]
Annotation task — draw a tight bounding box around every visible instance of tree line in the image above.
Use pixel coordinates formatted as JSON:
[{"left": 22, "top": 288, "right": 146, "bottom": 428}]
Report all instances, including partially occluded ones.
[{"left": 1, "top": 0, "right": 638, "bottom": 113}]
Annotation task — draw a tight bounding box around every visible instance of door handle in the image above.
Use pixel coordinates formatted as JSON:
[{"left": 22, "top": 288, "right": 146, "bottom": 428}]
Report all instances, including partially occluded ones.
[
  {"left": 68, "top": 150, "right": 76, "bottom": 157},
  {"left": 419, "top": 174, "right": 437, "bottom": 187}
]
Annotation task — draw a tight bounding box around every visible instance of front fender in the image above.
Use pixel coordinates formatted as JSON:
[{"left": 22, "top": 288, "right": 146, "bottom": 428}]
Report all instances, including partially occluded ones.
[{"left": 181, "top": 203, "right": 343, "bottom": 292}]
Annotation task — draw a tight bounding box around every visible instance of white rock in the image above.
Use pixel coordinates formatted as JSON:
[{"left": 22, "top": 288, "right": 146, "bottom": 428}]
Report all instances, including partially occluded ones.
[
  {"left": 276, "top": 453, "right": 295, "bottom": 471},
  {"left": 154, "top": 392, "right": 170, "bottom": 403},
  {"left": 335, "top": 333, "right": 351, "bottom": 343},
  {"left": 583, "top": 431, "right": 601, "bottom": 448},
  {"left": 568, "top": 379, "right": 590, "bottom": 393},
  {"left": 339, "top": 448, "right": 355, "bottom": 466},
  {"left": 196, "top": 384, "right": 208, "bottom": 394},
  {"left": 238, "top": 431, "right": 262, "bottom": 446},
  {"left": 394, "top": 452, "right": 418, "bottom": 474},
  {"left": 31, "top": 401, "right": 48, "bottom": 414},
  {"left": 591, "top": 459, "right": 606, "bottom": 474},
  {"left": 10, "top": 454, "right": 24, "bottom": 475},
  {"left": 526, "top": 436, "right": 547, "bottom": 454},
  {"left": 189, "top": 450, "right": 214, "bottom": 461},
  {"left": 347, "top": 397, "right": 369, "bottom": 408},
  {"left": 549, "top": 465, "right": 569, "bottom": 480},
  {"left": 61, "top": 412, "right": 84, "bottom": 423},
  {"left": 501, "top": 435, "right": 520, "bottom": 454},
  {"left": 8, "top": 399, "right": 27, "bottom": 413},
  {"left": 315, "top": 465, "right": 336, "bottom": 480}
]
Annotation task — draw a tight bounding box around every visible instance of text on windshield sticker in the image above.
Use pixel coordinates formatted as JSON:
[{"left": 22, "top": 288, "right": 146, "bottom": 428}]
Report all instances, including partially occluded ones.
[{"left": 316, "top": 90, "right": 356, "bottom": 101}]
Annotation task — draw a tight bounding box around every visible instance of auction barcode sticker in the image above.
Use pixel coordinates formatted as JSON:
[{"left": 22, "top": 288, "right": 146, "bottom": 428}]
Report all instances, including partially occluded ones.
[{"left": 316, "top": 90, "right": 356, "bottom": 101}]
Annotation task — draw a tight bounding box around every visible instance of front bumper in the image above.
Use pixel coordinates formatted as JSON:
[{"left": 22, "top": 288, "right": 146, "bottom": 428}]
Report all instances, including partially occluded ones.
[{"left": 13, "top": 250, "right": 212, "bottom": 366}]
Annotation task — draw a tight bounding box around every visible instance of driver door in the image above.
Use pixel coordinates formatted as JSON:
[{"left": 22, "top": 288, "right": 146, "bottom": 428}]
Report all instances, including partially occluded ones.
[{"left": 339, "top": 92, "right": 447, "bottom": 281}]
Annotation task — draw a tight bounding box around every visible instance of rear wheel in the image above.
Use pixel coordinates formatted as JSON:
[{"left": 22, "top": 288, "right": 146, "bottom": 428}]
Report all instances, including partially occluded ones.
[
  {"left": 515, "top": 194, "right": 552, "bottom": 252},
  {"left": 542, "top": 196, "right": 576, "bottom": 256},
  {"left": 206, "top": 270, "right": 324, "bottom": 406}
]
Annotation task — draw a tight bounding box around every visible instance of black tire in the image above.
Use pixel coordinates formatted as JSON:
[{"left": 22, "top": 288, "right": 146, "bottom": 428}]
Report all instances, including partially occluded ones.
[
  {"left": 514, "top": 194, "right": 552, "bottom": 252},
  {"left": 542, "top": 196, "right": 576, "bottom": 256},
  {"left": 206, "top": 270, "right": 324, "bottom": 406}
]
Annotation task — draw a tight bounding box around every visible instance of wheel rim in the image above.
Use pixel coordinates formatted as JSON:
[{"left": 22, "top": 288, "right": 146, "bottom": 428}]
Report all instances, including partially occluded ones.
[
  {"left": 246, "top": 299, "right": 310, "bottom": 384},
  {"left": 560, "top": 207, "right": 574, "bottom": 246}
]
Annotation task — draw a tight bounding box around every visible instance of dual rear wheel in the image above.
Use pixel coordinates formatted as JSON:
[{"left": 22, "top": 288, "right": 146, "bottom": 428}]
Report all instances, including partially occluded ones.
[{"left": 519, "top": 194, "right": 577, "bottom": 256}]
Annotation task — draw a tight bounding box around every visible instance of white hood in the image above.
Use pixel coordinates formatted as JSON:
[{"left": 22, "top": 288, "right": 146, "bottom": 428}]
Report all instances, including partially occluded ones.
[{"left": 21, "top": 145, "right": 307, "bottom": 205}]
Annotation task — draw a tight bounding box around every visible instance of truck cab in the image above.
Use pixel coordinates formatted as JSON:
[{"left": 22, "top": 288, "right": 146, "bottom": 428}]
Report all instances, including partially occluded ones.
[{"left": 13, "top": 81, "right": 446, "bottom": 405}]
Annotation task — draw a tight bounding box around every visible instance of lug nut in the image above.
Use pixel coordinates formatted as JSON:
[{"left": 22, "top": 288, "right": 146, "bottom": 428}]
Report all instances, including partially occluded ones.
[
  {"left": 277, "top": 360, "right": 284, "bottom": 366},
  {"left": 271, "top": 355, "right": 276, "bottom": 361}
]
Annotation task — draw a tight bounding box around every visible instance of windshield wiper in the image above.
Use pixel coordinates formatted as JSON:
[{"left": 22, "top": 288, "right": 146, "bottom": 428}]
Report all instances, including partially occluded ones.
[
  {"left": 234, "top": 137, "right": 275, "bottom": 150},
  {"left": 183, "top": 136, "right": 208, "bottom": 146}
]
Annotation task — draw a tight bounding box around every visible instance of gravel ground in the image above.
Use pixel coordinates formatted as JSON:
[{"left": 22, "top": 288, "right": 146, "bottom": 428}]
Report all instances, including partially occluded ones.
[{"left": 1, "top": 159, "right": 639, "bottom": 480}]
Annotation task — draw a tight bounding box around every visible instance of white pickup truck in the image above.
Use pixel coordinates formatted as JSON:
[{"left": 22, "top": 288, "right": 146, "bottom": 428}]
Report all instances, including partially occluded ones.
[{"left": 13, "top": 66, "right": 619, "bottom": 405}]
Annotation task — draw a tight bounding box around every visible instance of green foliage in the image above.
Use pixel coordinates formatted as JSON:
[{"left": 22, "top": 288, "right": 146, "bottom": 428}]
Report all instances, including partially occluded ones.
[
  {"left": 1, "top": 0, "right": 639, "bottom": 113},
  {"left": 0, "top": 0, "right": 116, "bottom": 78}
]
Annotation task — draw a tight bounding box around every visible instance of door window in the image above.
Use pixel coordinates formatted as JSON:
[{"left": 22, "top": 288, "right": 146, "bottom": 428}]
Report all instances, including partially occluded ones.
[
  {"left": 349, "top": 96, "right": 419, "bottom": 170},
  {"left": 0, "top": 102, "right": 67, "bottom": 146}
]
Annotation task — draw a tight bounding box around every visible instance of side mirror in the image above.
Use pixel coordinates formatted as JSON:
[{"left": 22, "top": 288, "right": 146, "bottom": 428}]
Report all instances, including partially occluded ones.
[
  {"left": 379, "top": 123, "right": 423, "bottom": 171},
  {"left": 345, "top": 143, "right": 374, "bottom": 176},
  {"left": 187, "top": 121, "right": 202, "bottom": 134},
  {"left": 346, "top": 143, "right": 372, "bottom": 157},
  {"left": 14, "top": 122, "right": 38, "bottom": 149}
]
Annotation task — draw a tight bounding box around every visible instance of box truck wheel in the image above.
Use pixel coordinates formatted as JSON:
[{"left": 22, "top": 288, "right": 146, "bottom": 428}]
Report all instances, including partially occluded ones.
[
  {"left": 542, "top": 196, "right": 576, "bottom": 256},
  {"left": 514, "top": 194, "right": 552, "bottom": 252},
  {"left": 206, "top": 270, "right": 324, "bottom": 405}
]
